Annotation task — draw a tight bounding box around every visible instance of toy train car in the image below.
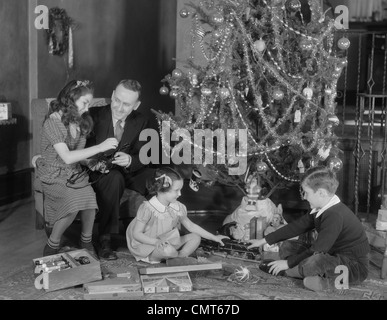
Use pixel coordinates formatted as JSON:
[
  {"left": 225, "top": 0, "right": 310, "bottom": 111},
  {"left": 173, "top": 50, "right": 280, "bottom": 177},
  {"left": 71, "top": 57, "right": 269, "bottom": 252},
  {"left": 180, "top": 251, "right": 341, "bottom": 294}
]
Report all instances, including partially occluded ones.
[{"left": 199, "top": 238, "right": 261, "bottom": 260}]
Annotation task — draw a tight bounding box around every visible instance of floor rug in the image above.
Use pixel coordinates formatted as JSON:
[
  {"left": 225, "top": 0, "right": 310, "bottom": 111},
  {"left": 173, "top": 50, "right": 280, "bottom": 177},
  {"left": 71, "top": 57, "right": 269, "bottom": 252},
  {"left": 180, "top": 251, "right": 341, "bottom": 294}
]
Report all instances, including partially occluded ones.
[{"left": 1, "top": 251, "right": 386, "bottom": 300}]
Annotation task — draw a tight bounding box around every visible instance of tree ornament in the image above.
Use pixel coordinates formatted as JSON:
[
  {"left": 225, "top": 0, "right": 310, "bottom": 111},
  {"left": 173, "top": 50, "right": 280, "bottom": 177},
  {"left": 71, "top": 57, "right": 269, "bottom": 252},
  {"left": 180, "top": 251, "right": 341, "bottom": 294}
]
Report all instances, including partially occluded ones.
[
  {"left": 302, "top": 87, "right": 313, "bottom": 100},
  {"left": 253, "top": 39, "right": 266, "bottom": 52},
  {"left": 298, "top": 159, "right": 305, "bottom": 173},
  {"left": 300, "top": 39, "right": 313, "bottom": 51},
  {"left": 179, "top": 8, "right": 190, "bottom": 18},
  {"left": 339, "top": 59, "right": 348, "bottom": 68},
  {"left": 172, "top": 68, "right": 183, "bottom": 79},
  {"left": 159, "top": 86, "right": 169, "bottom": 95},
  {"left": 325, "top": 88, "right": 333, "bottom": 95},
  {"left": 169, "top": 90, "right": 179, "bottom": 99},
  {"left": 273, "top": 89, "right": 284, "bottom": 100},
  {"left": 256, "top": 161, "right": 269, "bottom": 173},
  {"left": 211, "top": 12, "right": 224, "bottom": 25},
  {"left": 286, "top": 0, "right": 301, "bottom": 12},
  {"left": 190, "top": 73, "right": 198, "bottom": 86},
  {"left": 338, "top": 37, "right": 350, "bottom": 50},
  {"left": 328, "top": 114, "right": 340, "bottom": 126},
  {"left": 317, "top": 146, "right": 331, "bottom": 160},
  {"left": 219, "top": 87, "right": 230, "bottom": 99},
  {"left": 201, "top": 87, "right": 212, "bottom": 96},
  {"left": 328, "top": 157, "right": 343, "bottom": 172},
  {"left": 294, "top": 109, "right": 301, "bottom": 123}
]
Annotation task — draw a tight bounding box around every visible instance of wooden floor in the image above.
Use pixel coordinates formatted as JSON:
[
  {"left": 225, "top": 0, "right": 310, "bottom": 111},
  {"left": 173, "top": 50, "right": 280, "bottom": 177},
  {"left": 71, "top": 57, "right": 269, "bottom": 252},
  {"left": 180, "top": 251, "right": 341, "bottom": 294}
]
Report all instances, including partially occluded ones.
[{"left": 0, "top": 198, "right": 47, "bottom": 275}]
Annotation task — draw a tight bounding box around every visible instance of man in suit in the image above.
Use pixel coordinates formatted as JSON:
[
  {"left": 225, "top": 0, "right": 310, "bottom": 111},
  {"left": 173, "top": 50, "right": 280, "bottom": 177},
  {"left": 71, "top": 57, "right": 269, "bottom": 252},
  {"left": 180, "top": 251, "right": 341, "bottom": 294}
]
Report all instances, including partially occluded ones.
[{"left": 86, "top": 79, "right": 154, "bottom": 260}]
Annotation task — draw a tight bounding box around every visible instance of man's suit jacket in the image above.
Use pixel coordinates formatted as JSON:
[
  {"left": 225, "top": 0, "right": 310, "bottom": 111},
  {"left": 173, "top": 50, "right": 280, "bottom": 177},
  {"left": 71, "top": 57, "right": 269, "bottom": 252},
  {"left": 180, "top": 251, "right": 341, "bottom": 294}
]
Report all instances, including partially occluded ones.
[{"left": 86, "top": 105, "right": 149, "bottom": 174}]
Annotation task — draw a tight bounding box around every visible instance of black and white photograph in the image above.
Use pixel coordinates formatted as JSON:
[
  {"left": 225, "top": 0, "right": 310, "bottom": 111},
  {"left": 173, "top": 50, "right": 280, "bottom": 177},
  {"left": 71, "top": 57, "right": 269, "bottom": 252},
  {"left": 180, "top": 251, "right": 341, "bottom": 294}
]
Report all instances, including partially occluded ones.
[{"left": 0, "top": 0, "right": 386, "bottom": 306}]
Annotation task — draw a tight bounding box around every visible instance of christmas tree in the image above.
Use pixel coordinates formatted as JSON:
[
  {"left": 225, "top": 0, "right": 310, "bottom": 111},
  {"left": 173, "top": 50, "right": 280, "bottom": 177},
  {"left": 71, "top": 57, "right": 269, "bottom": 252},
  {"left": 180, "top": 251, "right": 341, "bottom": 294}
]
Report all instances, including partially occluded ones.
[{"left": 154, "top": 0, "right": 349, "bottom": 196}]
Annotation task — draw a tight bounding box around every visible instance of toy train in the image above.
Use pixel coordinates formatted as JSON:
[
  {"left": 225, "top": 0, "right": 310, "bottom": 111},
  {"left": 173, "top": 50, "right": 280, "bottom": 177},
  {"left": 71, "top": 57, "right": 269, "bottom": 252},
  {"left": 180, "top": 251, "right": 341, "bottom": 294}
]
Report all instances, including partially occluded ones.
[{"left": 199, "top": 238, "right": 261, "bottom": 261}]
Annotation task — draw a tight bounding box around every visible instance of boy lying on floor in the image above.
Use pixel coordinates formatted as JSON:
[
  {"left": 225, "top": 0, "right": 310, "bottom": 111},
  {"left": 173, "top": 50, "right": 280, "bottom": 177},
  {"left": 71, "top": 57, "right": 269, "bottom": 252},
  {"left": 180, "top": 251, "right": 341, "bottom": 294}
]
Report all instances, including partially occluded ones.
[{"left": 247, "top": 166, "right": 370, "bottom": 292}]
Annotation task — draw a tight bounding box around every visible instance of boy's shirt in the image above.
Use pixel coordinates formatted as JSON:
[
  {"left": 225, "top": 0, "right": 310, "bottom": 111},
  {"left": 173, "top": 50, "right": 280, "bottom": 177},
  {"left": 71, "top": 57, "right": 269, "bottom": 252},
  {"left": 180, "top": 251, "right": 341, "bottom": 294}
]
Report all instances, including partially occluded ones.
[
  {"left": 265, "top": 202, "right": 370, "bottom": 268},
  {"left": 310, "top": 195, "right": 341, "bottom": 218}
]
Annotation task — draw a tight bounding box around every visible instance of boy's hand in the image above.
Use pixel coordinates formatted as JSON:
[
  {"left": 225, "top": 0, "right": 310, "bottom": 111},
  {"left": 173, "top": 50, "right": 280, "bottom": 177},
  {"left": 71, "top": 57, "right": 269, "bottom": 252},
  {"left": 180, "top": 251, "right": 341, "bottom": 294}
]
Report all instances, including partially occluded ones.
[
  {"left": 267, "top": 260, "right": 289, "bottom": 276},
  {"left": 213, "top": 235, "right": 229, "bottom": 246},
  {"left": 247, "top": 238, "right": 266, "bottom": 249}
]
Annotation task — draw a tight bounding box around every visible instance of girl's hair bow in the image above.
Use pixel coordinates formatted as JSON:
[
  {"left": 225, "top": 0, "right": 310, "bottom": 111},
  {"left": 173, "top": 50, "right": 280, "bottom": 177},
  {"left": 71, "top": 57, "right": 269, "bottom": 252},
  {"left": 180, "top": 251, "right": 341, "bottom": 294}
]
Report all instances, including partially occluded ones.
[{"left": 155, "top": 174, "right": 173, "bottom": 188}]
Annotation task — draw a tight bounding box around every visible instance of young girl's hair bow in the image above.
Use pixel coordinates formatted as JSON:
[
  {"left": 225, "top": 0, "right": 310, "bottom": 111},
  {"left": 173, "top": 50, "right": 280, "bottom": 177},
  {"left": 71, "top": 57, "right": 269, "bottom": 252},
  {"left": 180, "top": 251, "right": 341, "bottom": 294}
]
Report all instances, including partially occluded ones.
[{"left": 155, "top": 174, "right": 173, "bottom": 188}]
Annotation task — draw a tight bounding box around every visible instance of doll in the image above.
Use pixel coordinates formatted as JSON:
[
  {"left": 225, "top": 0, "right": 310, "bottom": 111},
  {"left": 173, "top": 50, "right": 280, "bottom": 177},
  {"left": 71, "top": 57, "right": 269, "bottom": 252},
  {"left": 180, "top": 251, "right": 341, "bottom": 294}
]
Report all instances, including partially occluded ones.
[{"left": 222, "top": 173, "right": 281, "bottom": 241}]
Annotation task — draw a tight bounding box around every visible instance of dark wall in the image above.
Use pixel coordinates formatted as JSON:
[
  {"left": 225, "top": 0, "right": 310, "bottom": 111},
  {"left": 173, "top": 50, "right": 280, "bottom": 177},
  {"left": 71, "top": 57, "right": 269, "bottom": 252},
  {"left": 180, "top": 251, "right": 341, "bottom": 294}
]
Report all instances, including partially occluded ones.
[
  {"left": 0, "top": 0, "right": 30, "bottom": 175},
  {"left": 37, "top": 0, "right": 177, "bottom": 131}
]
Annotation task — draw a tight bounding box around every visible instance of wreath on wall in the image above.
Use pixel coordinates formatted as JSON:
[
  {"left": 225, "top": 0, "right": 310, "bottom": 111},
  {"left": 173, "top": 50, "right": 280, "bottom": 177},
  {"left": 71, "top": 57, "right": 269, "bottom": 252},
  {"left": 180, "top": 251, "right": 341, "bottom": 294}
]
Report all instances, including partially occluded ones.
[{"left": 45, "top": 7, "right": 75, "bottom": 68}]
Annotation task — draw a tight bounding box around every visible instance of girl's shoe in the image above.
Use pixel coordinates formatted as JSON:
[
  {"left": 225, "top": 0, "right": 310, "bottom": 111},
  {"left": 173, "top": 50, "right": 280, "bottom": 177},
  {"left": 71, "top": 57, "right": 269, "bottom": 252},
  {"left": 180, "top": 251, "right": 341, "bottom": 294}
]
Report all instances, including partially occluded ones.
[{"left": 43, "top": 244, "right": 59, "bottom": 257}]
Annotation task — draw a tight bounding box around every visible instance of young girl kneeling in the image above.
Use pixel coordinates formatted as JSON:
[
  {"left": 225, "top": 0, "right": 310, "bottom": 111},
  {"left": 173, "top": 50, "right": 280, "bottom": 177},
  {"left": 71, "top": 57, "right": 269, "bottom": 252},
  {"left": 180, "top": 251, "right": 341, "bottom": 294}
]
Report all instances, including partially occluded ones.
[{"left": 126, "top": 167, "right": 228, "bottom": 264}]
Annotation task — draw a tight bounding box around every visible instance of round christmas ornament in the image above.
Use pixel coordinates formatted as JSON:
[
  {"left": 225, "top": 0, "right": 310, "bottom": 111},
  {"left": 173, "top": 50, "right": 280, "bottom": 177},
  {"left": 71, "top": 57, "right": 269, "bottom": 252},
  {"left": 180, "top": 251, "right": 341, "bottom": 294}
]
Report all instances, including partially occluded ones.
[
  {"left": 169, "top": 90, "right": 179, "bottom": 99},
  {"left": 328, "top": 157, "right": 343, "bottom": 172},
  {"left": 201, "top": 87, "right": 212, "bottom": 96},
  {"left": 302, "top": 87, "right": 313, "bottom": 100},
  {"left": 256, "top": 161, "right": 269, "bottom": 173},
  {"left": 159, "top": 86, "right": 169, "bottom": 95},
  {"left": 337, "top": 37, "right": 350, "bottom": 50},
  {"left": 286, "top": 0, "right": 301, "bottom": 12},
  {"left": 253, "top": 39, "right": 266, "bottom": 52},
  {"left": 179, "top": 8, "right": 190, "bottom": 18},
  {"left": 219, "top": 87, "right": 230, "bottom": 99},
  {"left": 172, "top": 68, "right": 183, "bottom": 79},
  {"left": 273, "top": 89, "right": 284, "bottom": 100},
  {"left": 211, "top": 12, "right": 225, "bottom": 25}
]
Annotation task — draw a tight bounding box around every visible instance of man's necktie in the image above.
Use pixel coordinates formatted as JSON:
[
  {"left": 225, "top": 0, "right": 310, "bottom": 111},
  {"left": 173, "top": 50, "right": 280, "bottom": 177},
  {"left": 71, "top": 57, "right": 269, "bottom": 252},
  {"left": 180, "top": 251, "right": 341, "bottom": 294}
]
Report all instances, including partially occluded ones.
[{"left": 115, "top": 120, "right": 124, "bottom": 142}]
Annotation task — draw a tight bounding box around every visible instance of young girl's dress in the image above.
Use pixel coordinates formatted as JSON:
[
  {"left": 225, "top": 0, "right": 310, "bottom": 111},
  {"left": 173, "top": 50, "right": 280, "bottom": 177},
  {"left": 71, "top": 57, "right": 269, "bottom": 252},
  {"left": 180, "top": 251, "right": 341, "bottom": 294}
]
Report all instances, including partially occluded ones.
[
  {"left": 126, "top": 196, "right": 187, "bottom": 262},
  {"left": 36, "top": 113, "right": 98, "bottom": 227}
]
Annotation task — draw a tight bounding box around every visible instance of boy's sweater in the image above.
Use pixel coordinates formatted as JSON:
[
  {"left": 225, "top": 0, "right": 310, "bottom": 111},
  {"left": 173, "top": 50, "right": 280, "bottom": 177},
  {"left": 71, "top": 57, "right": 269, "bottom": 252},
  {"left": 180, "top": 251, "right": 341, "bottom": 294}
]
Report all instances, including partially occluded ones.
[{"left": 265, "top": 203, "right": 370, "bottom": 268}]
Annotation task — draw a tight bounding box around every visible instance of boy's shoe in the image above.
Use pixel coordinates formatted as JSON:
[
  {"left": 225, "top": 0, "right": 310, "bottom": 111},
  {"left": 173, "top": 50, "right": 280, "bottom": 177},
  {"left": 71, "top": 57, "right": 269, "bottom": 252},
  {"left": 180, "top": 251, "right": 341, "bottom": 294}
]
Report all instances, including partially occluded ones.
[
  {"left": 79, "top": 241, "right": 99, "bottom": 260},
  {"left": 259, "top": 259, "right": 286, "bottom": 276},
  {"left": 43, "top": 244, "right": 60, "bottom": 257},
  {"left": 303, "top": 275, "right": 331, "bottom": 292},
  {"left": 98, "top": 239, "right": 118, "bottom": 260}
]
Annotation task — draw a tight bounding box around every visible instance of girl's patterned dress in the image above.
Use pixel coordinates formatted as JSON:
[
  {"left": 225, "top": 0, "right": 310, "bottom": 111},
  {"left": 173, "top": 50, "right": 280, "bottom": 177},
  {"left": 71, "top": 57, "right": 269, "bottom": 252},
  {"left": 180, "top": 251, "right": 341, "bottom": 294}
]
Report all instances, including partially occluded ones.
[{"left": 36, "top": 113, "right": 98, "bottom": 227}]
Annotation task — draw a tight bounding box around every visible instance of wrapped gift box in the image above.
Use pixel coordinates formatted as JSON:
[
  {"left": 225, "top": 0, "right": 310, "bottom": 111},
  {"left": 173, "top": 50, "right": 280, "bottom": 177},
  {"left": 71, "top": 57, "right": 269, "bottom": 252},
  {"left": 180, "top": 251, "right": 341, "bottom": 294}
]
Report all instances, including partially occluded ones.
[
  {"left": 140, "top": 272, "right": 192, "bottom": 294},
  {"left": 33, "top": 249, "right": 102, "bottom": 292},
  {"left": 0, "top": 103, "right": 12, "bottom": 120}
]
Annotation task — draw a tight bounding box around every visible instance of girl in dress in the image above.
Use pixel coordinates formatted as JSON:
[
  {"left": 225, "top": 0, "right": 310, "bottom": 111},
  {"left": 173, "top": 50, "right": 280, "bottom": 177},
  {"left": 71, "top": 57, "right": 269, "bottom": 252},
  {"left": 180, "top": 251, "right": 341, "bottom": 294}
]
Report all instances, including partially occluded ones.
[
  {"left": 126, "top": 167, "right": 228, "bottom": 263},
  {"left": 36, "top": 80, "right": 118, "bottom": 256}
]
